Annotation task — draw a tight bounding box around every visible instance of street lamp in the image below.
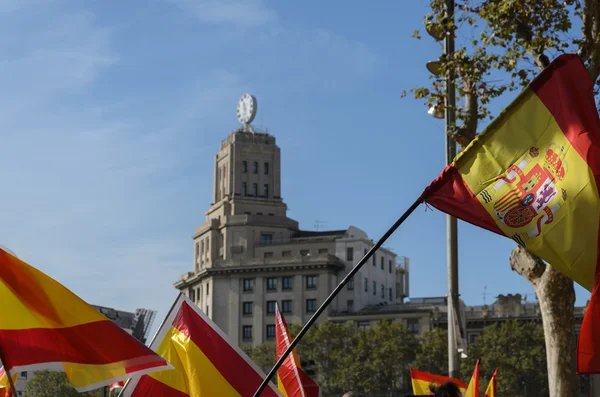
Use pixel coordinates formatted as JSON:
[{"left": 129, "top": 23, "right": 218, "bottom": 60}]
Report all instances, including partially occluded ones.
[
  {"left": 427, "top": 106, "right": 444, "bottom": 119},
  {"left": 425, "top": 0, "right": 461, "bottom": 379}
]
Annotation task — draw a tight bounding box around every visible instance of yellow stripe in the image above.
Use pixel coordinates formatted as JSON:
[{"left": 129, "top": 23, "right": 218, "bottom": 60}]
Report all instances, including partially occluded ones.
[
  {"left": 148, "top": 326, "right": 241, "bottom": 397},
  {"left": 459, "top": 89, "right": 599, "bottom": 291},
  {"left": 277, "top": 376, "right": 290, "bottom": 397}
]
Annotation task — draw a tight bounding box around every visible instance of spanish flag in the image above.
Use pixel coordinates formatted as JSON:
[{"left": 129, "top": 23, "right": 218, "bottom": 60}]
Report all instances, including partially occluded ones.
[
  {"left": 0, "top": 248, "right": 170, "bottom": 392},
  {"left": 0, "top": 367, "right": 17, "bottom": 397},
  {"left": 121, "top": 294, "right": 282, "bottom": 397},
  {"left": 409, "top": 368, "right": 467, "bottom": 395},
  {"left": 464, "top": 360, "right": 480, "bottom": 397},
  {"left": 484, "top": 368, "right": 498, "bottom": 397},
  {"left": 420, "top": 53, "right": 600, "bottom": 373},
  {"left": 275, "top": 304, "right": 320, "bottom": 397}
]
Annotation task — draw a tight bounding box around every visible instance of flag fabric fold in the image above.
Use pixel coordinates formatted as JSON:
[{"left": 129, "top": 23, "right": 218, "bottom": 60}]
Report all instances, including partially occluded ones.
[
  {"left": 275, "top": 304, "right": 320, "bottom": 397},
  {"left": 0, "top": 248, "right": 170, "bottom": 392},
  {"left": 0, "top": 367, "right": 17, "bottom": 397},
  {"left": 409, "top": 368, "right": 468, "bottom": 395},
  {"left": 420, "top": 53, "right": 600, "bottom": 373},
  {"left": 121, "top": 294, "right": 282, "bottom": 397},
  {"left": 483, "top": 368, "right": 498, "bottom": 397},
  {"left": 464, "top": 360, "right": 480, "bottom": 397}
]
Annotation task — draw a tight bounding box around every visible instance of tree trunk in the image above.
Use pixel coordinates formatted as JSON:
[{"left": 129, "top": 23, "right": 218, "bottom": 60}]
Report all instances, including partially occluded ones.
[{"left": 510, "top": 246, "right": 577, "bottom": 397}]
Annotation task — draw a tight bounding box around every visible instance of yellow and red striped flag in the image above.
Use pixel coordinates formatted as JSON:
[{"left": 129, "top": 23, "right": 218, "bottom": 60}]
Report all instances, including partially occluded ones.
[
  {"left": 0, "top": 248, "right": 171, "bottom": 392},
  {"left": 0, "top": 367, "right": 17, "bottom": 397},
  {"left": 420, "top": 53, "right": 600, "bottom": 373},
  {"left": 121, "top": 294, "right": 282, "bottom": 397},
  {"left": 484, "top": 368, "right": 498, "bottom": 397},
  {"left": 409, "top": 368, "right": 467, "bottom": 395},
  {"left": 464, "top": 360, "right": 480, "bottom": 397},
  {"left": 275, "top": 304, "right": 320, "bottom": 397},
  {"left": 110, "top": 380, "right": 126, "bottom": 390}
]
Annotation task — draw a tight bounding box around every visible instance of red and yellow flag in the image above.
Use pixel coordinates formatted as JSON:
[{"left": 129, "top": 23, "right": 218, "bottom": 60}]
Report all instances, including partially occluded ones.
[
  {"left": 484, "top": 368, "right": 498, "bottom": 397},
  {"left": 464, "top": 360, "right": 480, "bottom": 397},
  {"left": 409, "top": 368, "right": 468, "bottom": 395},
  {"left": 0, "top": 248, "right": 170, "bottom": 392},
  {"left": 275, "top": 304, "right": 320, "bottom": 397},
  {"left": 121, "top": 294, "right": 282, "bottom": 397},
  {"left": 420, "top": 53, "right": 600, "bottom": 373},
  {"left": 0, "top": 367, "right": 17, "bottom": 397},
  {"left": 110, "top": 380, "right": 125, "bottom": 390}
]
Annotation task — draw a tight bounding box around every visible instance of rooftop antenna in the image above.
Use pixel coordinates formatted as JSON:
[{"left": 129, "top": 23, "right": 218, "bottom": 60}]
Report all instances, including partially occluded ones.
[
  {"left": 314, "top": 220, "right": 326, "bottom": 231},
  {"left": 482, "top": 285, "right": 488, "bottom": 305}
]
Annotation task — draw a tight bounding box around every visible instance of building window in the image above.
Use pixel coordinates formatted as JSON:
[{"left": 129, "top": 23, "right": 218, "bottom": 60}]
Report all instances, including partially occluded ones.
[
  {"left": 242, "top": 161, "right": 248, "bottom": 173},
  {"left": 372, "top": 253, "right": 376, "bottom": 267},
  {"left": 264, "top": 252, "right": 273, "bottom": 259},
  {"left": 389, "top": 287, "right": 393, "bottom": 301},
  {"left": 282, "top": 250, "right": 291, "bottom": 257},
  {"left": 189, "top": 288, "right": 195, "bottom": 302},
  {"left": 347, "top": 277, "right": 354, "bottom": 290},
  {"left": 469, "top": 333, "right": 479, "bottom": 344},
  {"left": 407, "top": 318, "right": 419, "bottom": 334},
  {"left": 266, "top": 324, "right": 276, "bottom": 339},
  {"left": 381, "top": 256, "right": 384, "bottom": 270},
  {"left": 347, "top": 300, "right": 354, "bottom": 312},
  {"left": 267, "top": 278, "right": 277, "bottom": 291},
  {"left": 372, "top": 281, "right": 376, "bottom": 295},
  {"left": 206, "top": 283, "right": 209, "bottom": 296},
  {"left": 243, "top": 302, "right": 253, "bottom": 315},
  {"left": 267, "top": 300, "right": 277, "bottom": 315},
  {"left": 243, "top": 278, "right": 254, "bottom": 292},
  {"left": 358, "top": 321, "right": 370, "bottom": 331},
  {"left": 306, "top": 275, "right": 318, "bottom": 290},
  {"left": 300, "top": 249, "right": 310, "bottom": 257},
  {"left": 264, "top": 184, "right": 269, "bottom": 199},
  {"left": 282, "top": 300, "right": 293, "bottom": 313},
  {"left": 364, "top": 278, "right": 368, "bottom": 292},
  {"left": 306, "top": 299, "right": 317, "bottom": 313},
  {"left": 381, "top": 284, "right": 384, "bottom": 298},
  {"left": 206, "top": 305, "right": 210, "bottom": 317},
  {"left": 252, "top": 183, "right": 258, "bottom": 197},
  {"left": 20, "top": 372, "right": 27, "bottom": 379},
  {"left": 243, "top": 325, "right": 253, "bottom": 340},
  {"left": 242, "top": 182, "right": 247, "bottom": 197},
  {"left": 318, "top": 248, "right": 328, "bottom": 255},
  {"left": 283, "top": 276, "right": 293, "bottom": 290},
  {"left": 259, "top": 233, "right": 273, "bottom": 245},
  {"left": 389, "top": 259, "right": 392, "bottom": 273},
  {"left": 264, "top": 162, "right": 269, "bottom": 175},
  {"left": 253, "top": 161, "right": 258, "bottom": 174},
  {"left": 347, "top": 247, "right": 354, "bottom": 261}
]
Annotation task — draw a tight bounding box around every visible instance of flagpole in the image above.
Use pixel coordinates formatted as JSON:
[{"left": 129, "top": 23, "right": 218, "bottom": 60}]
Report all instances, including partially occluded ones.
[
  {"left": 0, "top": 350, "right": 18, "bottom": 397},
  {"left": 253, "top": 198, "right": 423, "bottom": 397}
]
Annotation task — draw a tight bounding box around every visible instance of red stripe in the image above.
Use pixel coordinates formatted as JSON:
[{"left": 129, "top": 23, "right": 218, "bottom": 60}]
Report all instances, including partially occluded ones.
[
  {"left": 0, "top": 320, "right": 164, "bottom": 369},
  {"left": 172, "top": 302, "right": 279, "bottom": 397},
  {"left": 131, "top": 376, "right": 189, "bottom": 397},
  {"left": 530, "top": 55, "right": 600, "bottom": 374},
  {"left": 420, "top": 165, "right": 505, "bottom": 236}
]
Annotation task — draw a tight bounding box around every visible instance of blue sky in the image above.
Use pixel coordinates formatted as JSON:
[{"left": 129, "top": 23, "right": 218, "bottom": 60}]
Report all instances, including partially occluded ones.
[{"left": 0, "top": 0, "right": 589, "bottom": 333}]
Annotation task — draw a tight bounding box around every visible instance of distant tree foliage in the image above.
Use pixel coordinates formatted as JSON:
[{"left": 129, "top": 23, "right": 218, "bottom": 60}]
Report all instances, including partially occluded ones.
[{"left": 24, "top": 371, "right": 103, "bottom": 397}]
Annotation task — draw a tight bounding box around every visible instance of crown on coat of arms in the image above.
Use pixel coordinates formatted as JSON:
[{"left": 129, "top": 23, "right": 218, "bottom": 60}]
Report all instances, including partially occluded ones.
[{"left": 543, "top": 143, "right": 567, "bottom": 181}]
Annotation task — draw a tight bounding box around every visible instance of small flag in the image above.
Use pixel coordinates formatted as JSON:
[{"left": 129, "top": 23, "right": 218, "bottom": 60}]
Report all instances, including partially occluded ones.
[
  {"left": 0, "top": 248, "right": 170, "bottom": 392},
  {"left": 0, "top": 367, "right": 17, "bottom": 397},
  {"left": 419, "top": 53, "right": 600, "bottom": 373},
  {"left": 409, "top": 368, "right": 467, "bottom": 395},
  {"left": 275, "top": 304, "right": 320, "bottom": 397},
  {"left": 464, "top": 360, "right": 480, "bottom": 397},
  {"left": 110, "top": 380, "right": 126, "bottom": 390},
  {"left": 121, "top": 294, "right": 282, "bottom": 397},
  {"left": 484, "top": 368, "right": 498, "bottom": 397}
]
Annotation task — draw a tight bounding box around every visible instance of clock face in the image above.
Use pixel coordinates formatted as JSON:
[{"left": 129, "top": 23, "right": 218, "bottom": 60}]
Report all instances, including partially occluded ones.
[{"left": 237, "top": 94, "right": 257, "bottom": 125}]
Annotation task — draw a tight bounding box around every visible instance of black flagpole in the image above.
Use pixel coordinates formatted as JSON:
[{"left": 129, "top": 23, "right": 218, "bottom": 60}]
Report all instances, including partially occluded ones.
[{"left": 253, "top": 198, "right": 423, "bottom": 397}]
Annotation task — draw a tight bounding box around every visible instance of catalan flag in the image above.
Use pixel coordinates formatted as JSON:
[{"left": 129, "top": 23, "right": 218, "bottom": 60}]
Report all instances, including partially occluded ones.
[
  {"left": 409, "top": 368, "right": 467, "bottom": 395},
  {"left": 0, "top": 367, "right": 17, "bottom": 397},
  {"left": 0, "top": 248, "right": 170, "bottom": 392},
  {"left": 464, "top": 360, "right": 480, "bottom": 397},
  {"left": 121, "top": 294, "right": 282, "bottom": 397},
  {"left": 420, "top": 53, "right": 600, "bottom": 373},
  {"left": 484, "top": 368, "right": 498, "bottom": 397},
  {"left": 275, "top": 304, "right": 320, "bottom": 397}
]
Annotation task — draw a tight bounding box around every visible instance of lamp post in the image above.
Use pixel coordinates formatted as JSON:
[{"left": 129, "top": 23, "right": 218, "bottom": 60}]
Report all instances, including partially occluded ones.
[{"left": 426, "top": 0, "right": 460, "bottom": 379}]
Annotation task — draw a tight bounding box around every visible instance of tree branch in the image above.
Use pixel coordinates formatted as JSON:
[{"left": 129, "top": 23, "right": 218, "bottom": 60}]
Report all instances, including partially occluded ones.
[
  {"left": 586, "top": 0, "right": 600, "bottom": 82},
  {"left": 578, "top": 0, "right": 594, "bottom": 61},
  {"left": 452, "top": 80, "right": 478, "bottom": 147}
]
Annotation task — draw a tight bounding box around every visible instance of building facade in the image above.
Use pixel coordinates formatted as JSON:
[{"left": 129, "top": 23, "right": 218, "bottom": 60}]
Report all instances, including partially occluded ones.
[{"left": 174, "top": 124, "right": 409, "bottom": 346}]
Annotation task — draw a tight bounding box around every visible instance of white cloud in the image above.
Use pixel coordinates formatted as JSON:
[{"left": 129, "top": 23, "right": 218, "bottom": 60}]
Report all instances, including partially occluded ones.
[{"left": 168, "top": 0, "right": 277, "bottom": 27}]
